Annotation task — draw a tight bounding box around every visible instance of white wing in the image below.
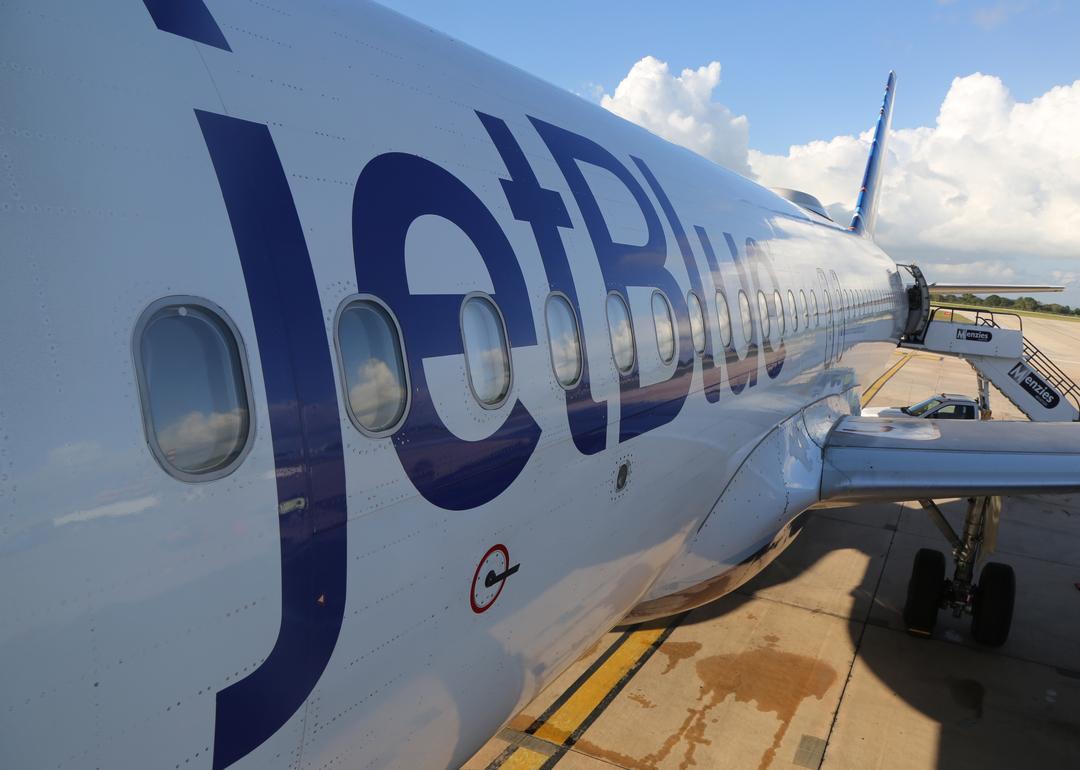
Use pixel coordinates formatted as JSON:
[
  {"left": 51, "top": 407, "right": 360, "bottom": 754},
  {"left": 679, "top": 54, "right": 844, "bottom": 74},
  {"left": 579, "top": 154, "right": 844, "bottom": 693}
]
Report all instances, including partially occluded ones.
[{"left": 821, "top": 416, "right": 1080, "bottom": 501}]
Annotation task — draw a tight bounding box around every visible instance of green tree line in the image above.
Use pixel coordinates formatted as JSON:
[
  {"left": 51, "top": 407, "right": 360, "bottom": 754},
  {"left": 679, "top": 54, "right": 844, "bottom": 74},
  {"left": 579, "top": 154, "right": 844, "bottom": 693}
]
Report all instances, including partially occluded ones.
[{"left": 936, "top": 293, "right": 1080, "bottom": 317}]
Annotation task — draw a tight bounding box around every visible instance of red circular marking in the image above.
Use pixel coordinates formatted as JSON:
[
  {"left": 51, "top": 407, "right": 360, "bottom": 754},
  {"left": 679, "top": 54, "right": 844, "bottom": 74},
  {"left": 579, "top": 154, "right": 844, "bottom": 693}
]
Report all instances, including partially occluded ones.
[{"left": 470, "top": 543, "right": 510, "bottom": 614}]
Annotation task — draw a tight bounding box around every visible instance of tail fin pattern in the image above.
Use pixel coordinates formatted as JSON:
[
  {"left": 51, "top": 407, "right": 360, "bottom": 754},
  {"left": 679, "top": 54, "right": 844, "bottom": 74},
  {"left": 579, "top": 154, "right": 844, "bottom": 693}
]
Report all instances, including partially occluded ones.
[{"left": 849, "top": 72, "right": 896, "bottom": 238}]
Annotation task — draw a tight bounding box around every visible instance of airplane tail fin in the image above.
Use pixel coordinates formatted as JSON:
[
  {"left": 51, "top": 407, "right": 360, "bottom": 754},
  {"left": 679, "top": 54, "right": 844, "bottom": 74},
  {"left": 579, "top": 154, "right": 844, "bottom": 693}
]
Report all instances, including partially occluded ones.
[{"left": 849, "top": 72, "right": 896, "bottom": 238}]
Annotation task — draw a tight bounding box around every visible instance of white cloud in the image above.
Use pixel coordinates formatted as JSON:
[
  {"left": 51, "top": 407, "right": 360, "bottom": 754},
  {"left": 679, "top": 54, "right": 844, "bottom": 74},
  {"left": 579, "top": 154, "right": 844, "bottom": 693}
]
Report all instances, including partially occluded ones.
[
  {"left": 600, "top": 56, "right": 750, "bottom": 175},
  {"left": 348, "top": 358, "right": 406, "bottom": 430},
  {"left": 751, "top": 74, "right": 1080, "bottom": 263},
  {"left": 157, "top": 409, "right": 247, "bottom": 469},
  {"left": 598, "top": 58, "right": 1080, "bottom": 299},
  {"left": 972, "top": 2, "right": 1026, "bottom": 30}
]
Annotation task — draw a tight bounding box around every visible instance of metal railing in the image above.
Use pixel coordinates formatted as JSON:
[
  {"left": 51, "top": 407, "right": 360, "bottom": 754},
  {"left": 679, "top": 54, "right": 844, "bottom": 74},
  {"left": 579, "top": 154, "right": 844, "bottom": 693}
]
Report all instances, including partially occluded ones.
[{"left": 928, "top": 305, "right": 1080, "bottom": 419}]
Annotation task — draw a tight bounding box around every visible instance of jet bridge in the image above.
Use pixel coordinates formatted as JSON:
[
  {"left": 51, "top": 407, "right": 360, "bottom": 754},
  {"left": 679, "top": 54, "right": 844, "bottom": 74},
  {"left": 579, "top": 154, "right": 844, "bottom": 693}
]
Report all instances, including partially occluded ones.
[{"left": 897, "top": 266, "right": 1080, "bottom": 422}]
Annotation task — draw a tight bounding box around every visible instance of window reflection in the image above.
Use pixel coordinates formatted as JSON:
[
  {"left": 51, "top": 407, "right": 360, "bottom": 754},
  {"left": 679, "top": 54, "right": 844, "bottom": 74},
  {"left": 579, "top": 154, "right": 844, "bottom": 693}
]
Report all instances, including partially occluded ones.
[
  {"left": 687, "top": 292, "right": 706, "bottom": 354},
  {"left": 138, "top": 302, "right": 250, "bottom": 477},
  {"left": 338, "top": 300, "right": 408, "bottom": 432},
  {"left": 738, "top": 290, "right": 753, "bottom": 344},
  {"left": 716, "top": 292, "right": 732, "bottom": 347},
  {"left": 652, "top": 292, "right": 675, "bottom": 363},
  {"left": 545, "top": 294, "right": 582, "bottom": 388},
  {"left": 462, "top": 296, "right": 511, "bottom": 406},
  {"left": 607, "top": 293, "right": 635, "bottom": 373},
  {"left": 757, "top": 290, "right": 771, "bottom": 341}
]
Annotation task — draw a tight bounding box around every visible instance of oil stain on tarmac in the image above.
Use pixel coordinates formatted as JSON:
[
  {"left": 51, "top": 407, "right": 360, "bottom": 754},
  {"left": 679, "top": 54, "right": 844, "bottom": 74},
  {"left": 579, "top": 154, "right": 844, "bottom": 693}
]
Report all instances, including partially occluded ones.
[{"left": 575, "top": 635, "right": 837, "bottom": 770}]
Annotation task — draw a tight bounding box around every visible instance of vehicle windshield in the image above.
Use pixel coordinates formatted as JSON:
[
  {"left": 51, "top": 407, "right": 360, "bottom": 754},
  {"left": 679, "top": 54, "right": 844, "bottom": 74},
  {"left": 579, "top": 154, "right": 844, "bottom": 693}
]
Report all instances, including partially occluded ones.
[{"left": 904, "top": 397, "right": 943, "bottom": 416}]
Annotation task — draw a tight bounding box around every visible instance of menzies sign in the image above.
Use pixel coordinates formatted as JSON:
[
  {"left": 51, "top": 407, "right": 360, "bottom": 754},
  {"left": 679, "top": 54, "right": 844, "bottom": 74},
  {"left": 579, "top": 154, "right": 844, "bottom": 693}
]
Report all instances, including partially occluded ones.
[{"left": 1008, "top": 362, "right": 1060, "bottom": 409}]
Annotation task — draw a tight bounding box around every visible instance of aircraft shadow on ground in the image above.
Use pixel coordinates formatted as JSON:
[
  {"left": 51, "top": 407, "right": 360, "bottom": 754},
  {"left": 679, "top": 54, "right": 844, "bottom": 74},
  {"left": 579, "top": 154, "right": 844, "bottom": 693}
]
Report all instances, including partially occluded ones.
[{"left": 671, "top": 499, "right": 1080, "bottom": 770}]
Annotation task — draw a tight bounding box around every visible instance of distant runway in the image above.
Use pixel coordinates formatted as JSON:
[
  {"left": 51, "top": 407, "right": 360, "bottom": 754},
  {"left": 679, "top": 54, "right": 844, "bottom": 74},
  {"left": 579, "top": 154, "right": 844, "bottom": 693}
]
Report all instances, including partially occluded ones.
[{"left": 465, "top": 314, "right": 1080, "bottom": 770}]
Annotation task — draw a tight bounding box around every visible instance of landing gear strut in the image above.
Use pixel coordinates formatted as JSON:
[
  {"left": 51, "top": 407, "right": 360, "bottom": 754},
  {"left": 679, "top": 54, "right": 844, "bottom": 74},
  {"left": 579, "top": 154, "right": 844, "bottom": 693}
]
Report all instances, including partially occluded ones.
[{"left": 903, "top": 496, "right": 1015, "bottom": 646}]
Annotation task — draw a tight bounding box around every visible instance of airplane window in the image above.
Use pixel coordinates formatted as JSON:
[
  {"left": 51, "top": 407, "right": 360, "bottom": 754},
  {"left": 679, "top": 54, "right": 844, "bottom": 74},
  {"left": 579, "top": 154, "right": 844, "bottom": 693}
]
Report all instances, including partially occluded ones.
[
  {"left": 757, "top": 290, "right": 771, "bottom": 341},
  {"left": 738, "top": 290, "right": 753, "bottom": 344},
  {"left": 773, "top": 290, "right": 785, "bottom": 336},
  {"left": 810, "top": 290, "right": 818, "bottom": 326},
  {"left": 823, "top": 289, "right": 833, "bottom": 322},
  {"left": 135, "top": 298, "right": 252, "bottom": 479},
  {"left": 652, "top": 291, "right": 676, "bottom": 364},
  {"left": 787, "top": 289, "right": 798, "bottom": 332},
  {"left": 799, "top": 289, "right": 809, "bottom": 329},
  {"left": 687, "top": 292, "right": 706, "bottom": 354},
  {"left": 716, "top": 291, "right": 733, "bottom": 347},
  {"left": 545, "top": 293, "right": 582, "bottom": 388},
  {"left": 338, "top": 299, "right": 410, "bottom": 434},
  {"left": 462, "top": 295, "right": 512, "bottom": 406},
  {"left": 607, "top": 292, "right": 636, "bottom": 373}
]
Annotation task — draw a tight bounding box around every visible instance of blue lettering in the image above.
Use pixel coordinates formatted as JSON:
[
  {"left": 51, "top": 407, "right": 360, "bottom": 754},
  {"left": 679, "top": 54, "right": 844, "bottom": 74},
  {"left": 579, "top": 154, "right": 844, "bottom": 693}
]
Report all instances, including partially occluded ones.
[
  {"left": 477, "top": 112, "right": 608, "bottom": 455},
  {"left": 531, "top": 119, "right": 692, "bottom": 443},
  {"left": 352, "top": 153, "right": 542, "bottom": 510}
]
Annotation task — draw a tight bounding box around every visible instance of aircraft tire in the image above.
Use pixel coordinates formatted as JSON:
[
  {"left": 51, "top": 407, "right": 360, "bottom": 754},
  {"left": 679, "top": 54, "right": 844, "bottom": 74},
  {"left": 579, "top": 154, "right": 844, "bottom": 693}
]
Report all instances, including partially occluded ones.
[
  {"left": 904, "top": 548, "right": 945, "bottom": 637},
  {"left": 971, "top": 561, "right": 1015, "bottom": 647}
]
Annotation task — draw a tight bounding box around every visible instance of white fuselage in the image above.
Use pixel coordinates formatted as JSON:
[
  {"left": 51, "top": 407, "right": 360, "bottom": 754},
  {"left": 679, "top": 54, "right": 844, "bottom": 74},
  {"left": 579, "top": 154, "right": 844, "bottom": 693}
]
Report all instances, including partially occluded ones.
[{"left": 1, "top": 2, "right": 905, "bottom": 768}]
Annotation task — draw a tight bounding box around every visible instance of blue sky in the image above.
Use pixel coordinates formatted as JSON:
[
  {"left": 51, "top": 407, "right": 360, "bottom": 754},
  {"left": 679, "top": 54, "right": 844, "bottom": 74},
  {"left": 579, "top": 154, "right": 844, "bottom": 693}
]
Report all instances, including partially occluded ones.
[
  {"left": 380, "top": 0, "right": 1079, "bottom": 154},
  {"left": 379, "top": 1, "right": 1080, "bottom": 303}
]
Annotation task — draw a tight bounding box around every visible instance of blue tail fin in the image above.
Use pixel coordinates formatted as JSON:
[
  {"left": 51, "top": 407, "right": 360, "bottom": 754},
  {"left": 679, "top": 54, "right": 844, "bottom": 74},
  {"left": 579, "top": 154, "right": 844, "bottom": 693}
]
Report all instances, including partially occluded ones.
[{"left": 849, "top": 72, "right": 896, "bottom": 238}]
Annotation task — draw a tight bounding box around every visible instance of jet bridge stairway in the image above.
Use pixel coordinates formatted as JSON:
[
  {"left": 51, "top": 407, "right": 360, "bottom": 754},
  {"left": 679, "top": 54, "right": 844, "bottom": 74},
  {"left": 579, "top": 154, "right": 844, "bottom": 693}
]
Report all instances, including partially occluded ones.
[
  {"left": 890, "top": 265, "right": 1079, "bottom": 647},
  {"left": 899, "top": 305, "right": 1080, "bottom": 422}
]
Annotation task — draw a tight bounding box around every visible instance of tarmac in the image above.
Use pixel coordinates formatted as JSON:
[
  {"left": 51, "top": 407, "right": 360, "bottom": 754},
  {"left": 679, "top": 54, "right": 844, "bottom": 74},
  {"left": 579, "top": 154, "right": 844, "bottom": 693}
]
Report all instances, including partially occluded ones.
[{"left": 464, "top": 313, "right": 1080, "bottom": 770}]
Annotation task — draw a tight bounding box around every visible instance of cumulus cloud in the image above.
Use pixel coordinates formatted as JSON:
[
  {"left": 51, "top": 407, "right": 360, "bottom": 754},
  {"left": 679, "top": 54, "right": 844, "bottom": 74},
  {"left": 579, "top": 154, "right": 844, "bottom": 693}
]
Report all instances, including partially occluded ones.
[
  {"left": 349, "top": 359, "right": 406, "bottom": 430},
  {"left": 599, "top": 58, "right": 1080, "bottom": 296},
  {"left": 750, "top": 74, "right": 1080, "bottom": 261},
  {"left": 600, "top": 56, "right": 750, "bottom": 175},
  {"left": 157, "top": 409, "right": 247, "bottom": 470}
]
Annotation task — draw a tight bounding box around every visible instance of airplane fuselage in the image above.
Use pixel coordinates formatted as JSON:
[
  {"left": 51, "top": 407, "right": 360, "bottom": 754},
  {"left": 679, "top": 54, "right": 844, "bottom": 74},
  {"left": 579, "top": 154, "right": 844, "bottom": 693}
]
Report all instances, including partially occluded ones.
[{"left": 1, "top": 2, "right": 905, "bottom": 768}]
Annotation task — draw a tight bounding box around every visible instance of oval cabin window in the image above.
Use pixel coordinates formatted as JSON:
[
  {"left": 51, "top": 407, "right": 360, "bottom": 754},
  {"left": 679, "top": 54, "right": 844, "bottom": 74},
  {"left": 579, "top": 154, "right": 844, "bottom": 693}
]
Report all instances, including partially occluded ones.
[
  {"left": 716, "top": 292, "right": 733, "bottom": 347},
  {"left": 136, "top": 299, "right": 252, "bottom": 479},
  {"left": 757, "top": 290, "right": 771, "bottom": 341},
  {"left": 687, "top": 292, "right": 706, "bottom": 354},
  {"left": 652, "top": 291, "right": 676, "bottom": 364},
  {"left": 461, "top": 295, "right": 512, "bottom": 407},
  {"left": 338, "top": 299, "right": 409, "bottom": 434},
  {"left": 607, "top": 292, "right": 636, "bottom": 373},
  {"left": 738, "top": 290, "right": 754, "bottom": 344},
  {"left": 545, "top": 294, "right": 582, "bottom": 388}
]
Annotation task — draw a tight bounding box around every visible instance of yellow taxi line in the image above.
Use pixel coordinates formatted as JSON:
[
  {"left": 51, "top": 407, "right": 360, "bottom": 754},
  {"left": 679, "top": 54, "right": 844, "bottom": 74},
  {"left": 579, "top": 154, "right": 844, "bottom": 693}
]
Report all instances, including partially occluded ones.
[
  {"left": 861, "top": 353, "right": 912, "bottom": 407},
  {"left": 489, "top": 624, "right": 672, "bottom": 769}
]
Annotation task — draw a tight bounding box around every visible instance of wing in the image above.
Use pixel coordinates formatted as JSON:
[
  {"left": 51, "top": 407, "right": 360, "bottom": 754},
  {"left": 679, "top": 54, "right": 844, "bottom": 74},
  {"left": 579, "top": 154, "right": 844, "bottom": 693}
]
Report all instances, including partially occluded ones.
[
  {"left": 927, "top": 283, "right": 1064, "bottom": 295},
  {"left": 820, "top": 416, "right": 1080, "bottom": 502}
]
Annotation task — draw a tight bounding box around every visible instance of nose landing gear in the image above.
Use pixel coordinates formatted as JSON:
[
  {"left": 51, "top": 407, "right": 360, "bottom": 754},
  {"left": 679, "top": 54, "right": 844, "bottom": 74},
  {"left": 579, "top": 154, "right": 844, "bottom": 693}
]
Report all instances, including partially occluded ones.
[{"left": 902, "top": 497, "right": 1015, "bottom": 647}]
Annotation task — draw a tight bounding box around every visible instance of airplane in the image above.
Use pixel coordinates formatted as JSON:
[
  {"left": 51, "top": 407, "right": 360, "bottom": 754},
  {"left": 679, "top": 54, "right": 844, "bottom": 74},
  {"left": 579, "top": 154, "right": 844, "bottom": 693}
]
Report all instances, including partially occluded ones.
[{"left": 3, "top": 2, "right": 1079, "bottom": 769}]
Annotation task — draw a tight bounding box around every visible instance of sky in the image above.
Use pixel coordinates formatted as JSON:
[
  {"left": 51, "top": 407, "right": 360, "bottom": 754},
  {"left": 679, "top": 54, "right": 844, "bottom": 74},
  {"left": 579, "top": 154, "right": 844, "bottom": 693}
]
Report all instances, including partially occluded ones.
[{"left": 380, "top": 0, "right": 1080, "bottom": 304}]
